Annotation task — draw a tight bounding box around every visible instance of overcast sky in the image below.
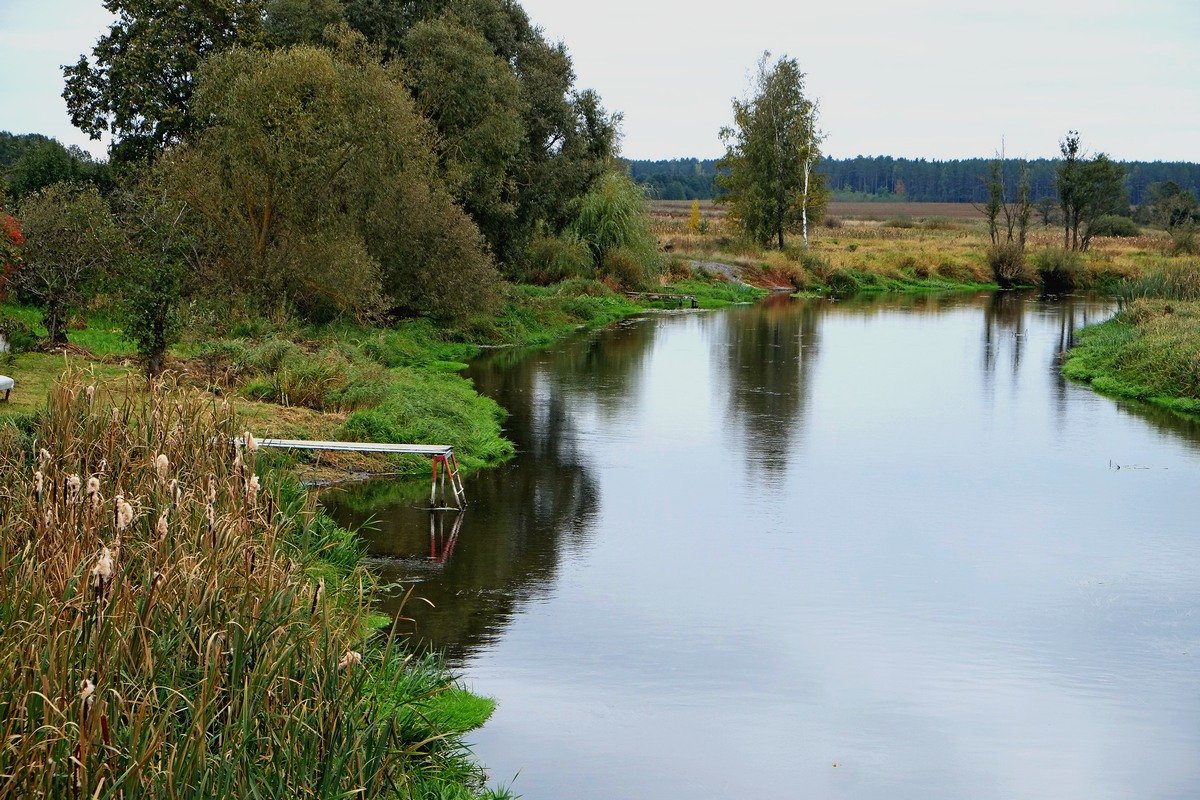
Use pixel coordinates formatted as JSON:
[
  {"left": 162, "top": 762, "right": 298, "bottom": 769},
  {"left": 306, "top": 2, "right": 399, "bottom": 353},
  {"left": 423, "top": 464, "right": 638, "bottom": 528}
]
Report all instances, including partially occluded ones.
[{"left": 2, "top": 0, "right": 1197, "bottom": 162}]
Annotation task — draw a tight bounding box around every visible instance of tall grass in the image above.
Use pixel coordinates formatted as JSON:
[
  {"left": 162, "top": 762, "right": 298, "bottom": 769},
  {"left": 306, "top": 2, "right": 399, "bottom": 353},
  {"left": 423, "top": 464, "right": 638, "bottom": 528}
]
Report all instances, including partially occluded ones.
[
  {"left": 1118, "top": 258, "right": 1200, "bottom": 301},
  {"left": 0, "top": 378, "right": 500, "bottom": 798}
]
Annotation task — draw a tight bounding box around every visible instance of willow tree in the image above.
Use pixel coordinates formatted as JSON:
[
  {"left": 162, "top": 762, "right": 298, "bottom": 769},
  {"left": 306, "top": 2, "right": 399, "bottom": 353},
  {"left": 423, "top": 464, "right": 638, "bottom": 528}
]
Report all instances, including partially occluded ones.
[
  {"left": 157, "top": 38, "right": 499, "bottom": 321},
  {"left": 717, "top": 53, "right": 826, "bottom": 249}
]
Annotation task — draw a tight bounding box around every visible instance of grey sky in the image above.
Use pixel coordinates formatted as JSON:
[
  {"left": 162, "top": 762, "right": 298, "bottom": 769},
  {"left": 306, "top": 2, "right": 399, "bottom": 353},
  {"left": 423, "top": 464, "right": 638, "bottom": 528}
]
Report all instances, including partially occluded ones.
[{"left": 2, "top": 0, "right": 1198, "bottom": 162}]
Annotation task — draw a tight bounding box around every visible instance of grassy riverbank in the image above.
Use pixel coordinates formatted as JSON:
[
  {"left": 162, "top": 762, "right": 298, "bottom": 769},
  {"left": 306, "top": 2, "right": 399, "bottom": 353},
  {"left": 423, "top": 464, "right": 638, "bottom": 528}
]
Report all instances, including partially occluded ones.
[
  {"left": 0, "top": 380, "right": 508, "bottom": 798},
  {"left": 1063, "top": 260, "right": 1200, "bottom": 416},
  {"left": 1064, "top": 298, "right": 1200, "bottom": 416},
  {"left": 652, "top": 201, "right": 1179, "bottom": 296},
  {"left": 2, "top": 277, "right": 767, "bottom": 481}
]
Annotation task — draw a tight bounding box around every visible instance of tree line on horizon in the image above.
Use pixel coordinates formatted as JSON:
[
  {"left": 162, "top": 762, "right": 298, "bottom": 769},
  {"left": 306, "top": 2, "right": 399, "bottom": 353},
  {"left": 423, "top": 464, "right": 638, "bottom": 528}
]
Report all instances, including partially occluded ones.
[{"left": 628, "top": 155, "right": 1200, "bottom": 207}]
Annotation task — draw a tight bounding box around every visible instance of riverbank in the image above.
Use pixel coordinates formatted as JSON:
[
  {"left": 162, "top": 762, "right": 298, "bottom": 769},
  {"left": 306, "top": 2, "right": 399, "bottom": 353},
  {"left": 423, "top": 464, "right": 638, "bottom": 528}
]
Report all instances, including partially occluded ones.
[
  {"left": 1063, "top": 298, "right": 1200, "bottom": 416},
  {"left": 1, "top": 277, "right": 764, "bottom": 483},
  {"left": 653, "top": 202, "right": 1178, "bottom": 297},
  {"left": 0, "top": 379, "right": 510, "bottom": 798}
]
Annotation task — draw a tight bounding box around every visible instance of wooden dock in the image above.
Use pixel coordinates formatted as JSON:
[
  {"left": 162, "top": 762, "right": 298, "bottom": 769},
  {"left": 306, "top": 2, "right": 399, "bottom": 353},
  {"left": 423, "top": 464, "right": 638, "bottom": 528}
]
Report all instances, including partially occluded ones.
[{"left": 254, "top": 438, "right": 466, "bottom": 509}]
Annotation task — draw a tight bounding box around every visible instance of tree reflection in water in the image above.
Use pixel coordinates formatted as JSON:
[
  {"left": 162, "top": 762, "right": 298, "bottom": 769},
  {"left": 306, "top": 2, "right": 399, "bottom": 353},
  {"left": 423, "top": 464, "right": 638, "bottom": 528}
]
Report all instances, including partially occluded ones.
[
  {"left": 712, "top": 295, "right": 820, "bottom": 485},
  {"left": 322, "top": 322, "right": 658, "bottom": 662}
]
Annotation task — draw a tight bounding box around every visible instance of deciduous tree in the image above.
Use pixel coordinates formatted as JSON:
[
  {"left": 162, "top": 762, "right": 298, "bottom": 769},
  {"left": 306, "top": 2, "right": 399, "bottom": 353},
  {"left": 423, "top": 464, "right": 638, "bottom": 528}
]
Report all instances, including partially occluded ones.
[
  {"left": 157, "top": 41, "right": 498, "bottom": 321},
  {"left": 15, "top": 184, "right": 123, "bottom": 344},
  {"left": 62, "top": 0, "right": 266, "bottom": 164},
  {"left": 717, "top": 52, "right": 826, "bottom": 249},
  {"left": 1056, "top": 132, "right": 1127, "bottom": 251}
]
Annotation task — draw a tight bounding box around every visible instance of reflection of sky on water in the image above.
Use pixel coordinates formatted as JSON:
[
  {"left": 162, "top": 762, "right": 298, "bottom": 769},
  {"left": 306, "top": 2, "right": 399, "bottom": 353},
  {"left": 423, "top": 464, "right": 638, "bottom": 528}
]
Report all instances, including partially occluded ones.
[{"left": 327, "top": 293, "right": 1200, "bottom": 800}]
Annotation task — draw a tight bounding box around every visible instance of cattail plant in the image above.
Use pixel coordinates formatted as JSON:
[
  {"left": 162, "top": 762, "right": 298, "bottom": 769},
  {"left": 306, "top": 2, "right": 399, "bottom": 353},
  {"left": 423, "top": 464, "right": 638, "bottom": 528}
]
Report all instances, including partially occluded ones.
[{"left": 0, "top": 375, "right": 498, "bottom": 800}]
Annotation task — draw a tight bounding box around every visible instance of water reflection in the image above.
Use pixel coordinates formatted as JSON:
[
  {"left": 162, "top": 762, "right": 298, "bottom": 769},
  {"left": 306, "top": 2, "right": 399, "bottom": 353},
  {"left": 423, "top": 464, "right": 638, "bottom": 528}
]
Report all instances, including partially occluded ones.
[
  {"left": 324, "top": 322, "right": 663, "bottom": 658},
  {"left": 713, "top": 296, "right": 819, "bottom": 481},
  {"left": 324, "top": 293, "right": 1200, "bottom": 800}
]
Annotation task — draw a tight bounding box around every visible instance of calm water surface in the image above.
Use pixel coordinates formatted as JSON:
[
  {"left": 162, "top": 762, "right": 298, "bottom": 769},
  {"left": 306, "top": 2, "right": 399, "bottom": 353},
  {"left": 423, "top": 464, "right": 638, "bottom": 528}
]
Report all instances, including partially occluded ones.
[{"left": 324, "top": 292, "right": 1200, "bottom": 800}]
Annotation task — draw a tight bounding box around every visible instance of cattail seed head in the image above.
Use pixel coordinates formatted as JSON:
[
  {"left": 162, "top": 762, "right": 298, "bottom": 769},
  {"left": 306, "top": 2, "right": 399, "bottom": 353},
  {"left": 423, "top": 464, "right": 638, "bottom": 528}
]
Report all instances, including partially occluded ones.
[
  {"left": 310, "top": 577, "right": 325, "bottom": 615},
  {"left": 243, "top": 431, "right": 257, "bottom": 454},
  {"left": 80, "top": 679, "right": 95, "bottom": 718},
  {"left": 33, "top": 470, "right": 44, "bottom": 497},
  {"left": 246, "top": 474, "right": 260, "bottom": 502},
  {"left": 155, "top": 454, "right": 169, "bottom": 481},
  {"left": 85, "top": 384, "right": 95, "bottom": 401},
  {"left": 338, "top": 650, "right": 362, "bottom": 671},
  {"left": 115, "top": 497, "right": 134, "bottom": 531},
  {"left": 67, "top": 474, "right": 81, "bottom": 499},
  {"left": 38, "top": 448, "right": 50, "bottom": 467},
  {"left": 155, "top": 511, "right": 168, "bottom": 539},
  {"left": 91, "top": 546, "right": 114, "bottom": 589}
]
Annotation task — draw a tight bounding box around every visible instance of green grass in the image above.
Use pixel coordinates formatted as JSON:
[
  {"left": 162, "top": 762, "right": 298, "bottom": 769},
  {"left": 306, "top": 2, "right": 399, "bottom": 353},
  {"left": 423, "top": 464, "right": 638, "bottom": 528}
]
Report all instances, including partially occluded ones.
[
  {"left": 817, "top": 267, "right": 997, "bottom": 297},
  {"left": 0, "top": 353, "right": 133, "bottom": 420},
  {"left": 1063, "top": 299, "right": 1200, "bottom": 416},
  {"left": 661, "top": 278, "right": 767, "bottom": 307},
  {"left": 2, "top": 302, "right": 136, "bottom": 355}
]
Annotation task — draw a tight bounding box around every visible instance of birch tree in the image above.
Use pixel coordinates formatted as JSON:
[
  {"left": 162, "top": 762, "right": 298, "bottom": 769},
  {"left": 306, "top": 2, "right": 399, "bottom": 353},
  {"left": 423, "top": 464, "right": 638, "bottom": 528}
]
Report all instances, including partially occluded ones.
[{"left": 717, "top": 53, "right": 826, "bottom": 249}]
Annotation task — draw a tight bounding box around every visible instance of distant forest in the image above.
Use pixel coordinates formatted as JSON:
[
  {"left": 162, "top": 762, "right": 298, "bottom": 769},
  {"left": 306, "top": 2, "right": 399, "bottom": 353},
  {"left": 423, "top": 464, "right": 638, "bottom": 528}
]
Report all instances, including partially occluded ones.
[{"left": 627, "top": 156, "right": 1200, "bottom": 206}]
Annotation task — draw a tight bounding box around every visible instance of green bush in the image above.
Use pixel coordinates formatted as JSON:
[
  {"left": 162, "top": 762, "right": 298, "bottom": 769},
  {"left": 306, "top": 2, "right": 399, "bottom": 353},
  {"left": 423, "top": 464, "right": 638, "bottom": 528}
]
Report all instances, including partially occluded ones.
[
  {"left": 0, "top": 314, "right": 39, "bottom": 354},
  {"left": 524, "top": 233, "right": 592, "bottom": 284},
  {"left": 601, "top": 247, "right": 648, "bottom": 288},
  {"left": 986, "top": 243, "right": 1028, "bottom": 289},
  {"left": 1088, "top": 214, "right": 1140, "bottom": 238},
  {"left": 1033, "top": 248, "right": 1084, "bottom": 294},
  {"left": 827, "top": 268, "right": 888, "bottom": 296},
  {"left": 1168, "top": 228, "right": 1199, "bottom": 256}
]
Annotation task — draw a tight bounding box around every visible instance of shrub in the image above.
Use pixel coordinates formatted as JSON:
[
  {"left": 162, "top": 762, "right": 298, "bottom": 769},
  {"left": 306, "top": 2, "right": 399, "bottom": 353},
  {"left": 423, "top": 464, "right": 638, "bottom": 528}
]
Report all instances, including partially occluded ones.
[
  {"left": 571, "top": 172, "right": 660, "bottom": 276},
  {"left": 1033, "top": 248, "right": 1084, "bottom": 294},
  {"left": 1088, "top": 214, "right": 1140, "bottom": 238},
  {"left": 601, "top": 247, "right": 647, "bottom": 289},
  {"left": 885, "top": 215, "right": 916, "bottom": 229},
  {"left": 986, "top": 242, "right": 1028, "bottom": 288},
  {"left": 524, "top": 233, "right": 592, "bottom": 284},
  {"left": 921, "top": 216, "right": 955, "bottom": 230},
  {"left": 827, "top": 268, "right": 888, "bottom": 296},
  {"left": 1167, "top": 228, "right": 1198, "bottom": 256},
  {"left": 0, "top": 314, "right": 39, "bottom": 354},
  {"left": 193, "top": 338, "right": 251, "bottom": 385},
  {"left": 823, "top": 215, "right": 843, "bottom": 229}
]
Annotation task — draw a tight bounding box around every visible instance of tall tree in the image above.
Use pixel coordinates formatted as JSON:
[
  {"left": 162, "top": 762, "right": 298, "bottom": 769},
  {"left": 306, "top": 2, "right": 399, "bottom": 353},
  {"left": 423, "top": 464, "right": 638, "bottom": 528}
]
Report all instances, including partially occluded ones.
[
  {"left": 6, "top": 139, "right": 111, "bottom": 199},
  {"left": 156, "top": 40, "right": 498, "bottom": 321},
  {"left": 1056, "top": 133, "right": 1127, "bottom": 251},
  {"left": 717, "top": 52, "right": 826, "bottom": 249},
  {"left": 1057, "top": 132, "right": 1083, "bottom": 250},
  {"left": 343, "top": 0, "right": 621, "bottom": 269},
  {"left": 62, "top": 0, "right": 266, "bottom": 164},
  {"left": 403, "top": 15, "right": 524, "bottom": 248}
]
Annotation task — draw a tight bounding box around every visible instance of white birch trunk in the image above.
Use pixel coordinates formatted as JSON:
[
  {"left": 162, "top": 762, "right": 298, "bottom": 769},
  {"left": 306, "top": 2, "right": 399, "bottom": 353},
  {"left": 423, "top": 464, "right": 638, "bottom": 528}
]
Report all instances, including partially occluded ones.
[{"left": 801, "top": 157, "right": 811, "bottom": 248}]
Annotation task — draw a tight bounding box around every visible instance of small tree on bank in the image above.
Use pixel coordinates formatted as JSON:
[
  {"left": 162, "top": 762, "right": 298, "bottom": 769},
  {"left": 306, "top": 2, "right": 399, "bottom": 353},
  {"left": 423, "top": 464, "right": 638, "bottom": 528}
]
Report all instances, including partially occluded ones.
[
  {"left": 978, "top": 151, "right": 1034, "bottom": 289},
  {"left": 15, "top": 184, "right": 122, "bottom": 344},
  {"left": 717, "top": 52, "right": 826, "bottom": 249},
  {"left": 1056, "top": 132, "right": 1127, "bottom": 252}
]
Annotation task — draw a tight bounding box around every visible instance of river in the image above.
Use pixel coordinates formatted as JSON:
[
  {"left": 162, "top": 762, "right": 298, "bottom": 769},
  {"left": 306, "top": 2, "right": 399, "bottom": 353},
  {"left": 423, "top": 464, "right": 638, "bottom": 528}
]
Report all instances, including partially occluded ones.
[{"left": 324, "top": 291, "right": 1200, "bottom": 800}]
